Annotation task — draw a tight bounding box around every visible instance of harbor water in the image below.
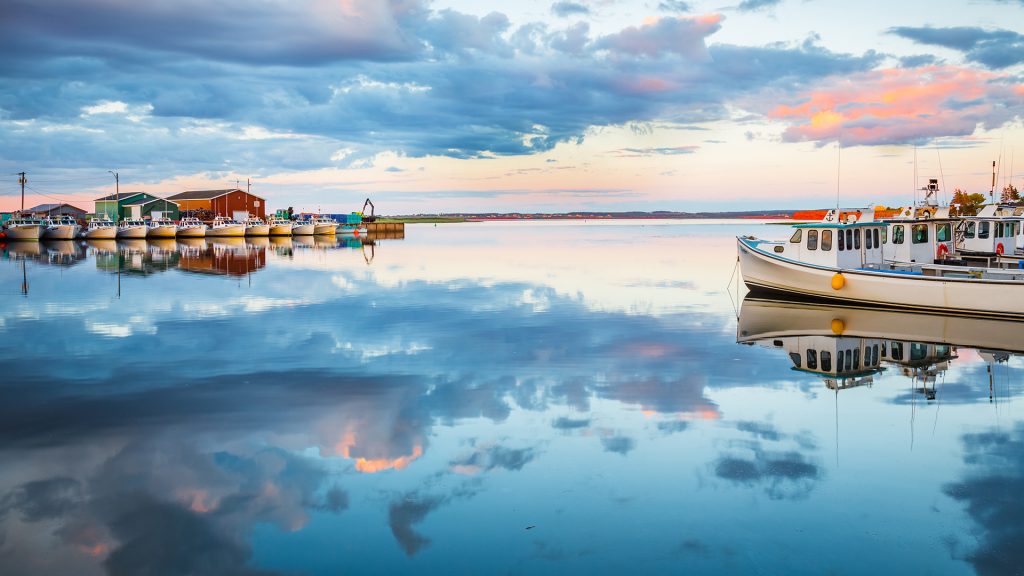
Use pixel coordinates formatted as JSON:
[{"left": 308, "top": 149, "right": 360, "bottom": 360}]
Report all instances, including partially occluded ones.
[{"left": 1, "top": 221, "right": 1022, "bottom": 575}]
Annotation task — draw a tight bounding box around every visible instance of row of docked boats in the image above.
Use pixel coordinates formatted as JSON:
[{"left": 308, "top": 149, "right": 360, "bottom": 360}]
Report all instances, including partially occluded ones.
[
  {"left": 737, "top": 201, "right": 1024, "bottom": 318},
  {"left": 1, "top": 215, "right": 368, "bottom": 240}
]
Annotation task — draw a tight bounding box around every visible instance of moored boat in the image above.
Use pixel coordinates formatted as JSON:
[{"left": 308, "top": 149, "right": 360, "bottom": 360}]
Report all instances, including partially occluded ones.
[
  {"left": 244, "top": 217, "right": 270, "bottom": 236},
  {"left": 4, "top": 217, "right": 45, "bottom": 240},
  {"left": 313, "top": 216, "right": 337, "bottom": 235},
  {"left": 268, "top": 218, "right": 293, "bottom": 236},
  {"left": 83, "top": 217, "right": 117, "bottom": 239},
  {"left": 291, "top": 219, "right": 315, "bottom": 235},
  {"left": 738, "top": 214, "right": 1024, "bottom": 319},
  {"left": 206, "top": 216, "right": 246, "bottom": 237},
  {"left": 146, "top": 218, "right": 178, "bottom": 238},
  {"left": 176, "top": 217, "right": 208, "bottom": 238},
  {"left": 117, "top": 219, "right": 149, "bottom": 238},
  {"left": 336, "top": 224, "right": 367, "bottom": 237},
  {"left": 42, "top": 216, "right": 81, "bottom": 240}
]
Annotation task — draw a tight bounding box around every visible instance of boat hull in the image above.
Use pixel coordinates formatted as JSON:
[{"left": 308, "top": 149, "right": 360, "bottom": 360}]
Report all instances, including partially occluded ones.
[
  {"left": 738, "top": 237, "right": 1024, "bottom": 318},
  {"left": 43, "top": 225, "right": 80, "bottom": 240},
  {"left": 314, "top": 224, "right": 336, "bottom": 235},
  {"left": 269, "top": 224, "right": 293, "bottom": 236},
  {"left": 117, "top": 226, "right": 148, "bottom": 239},
  {"left": 5, "top": 225, "right": 43, "bottom": 240},
  {"left": 147, "top": 225, "right": 178, "bottom": 238},
  {"left": 84, "top": 227, "right": 117, "bottom": 239},
  {"left": 245, "top": 225, "right": 270, "bottom": 236},
  {"left": 292, "top": 224, "right": 314, "bottom": 235},
  {"left": 207, "top": 225, "right": 246, "bottom": 237}
]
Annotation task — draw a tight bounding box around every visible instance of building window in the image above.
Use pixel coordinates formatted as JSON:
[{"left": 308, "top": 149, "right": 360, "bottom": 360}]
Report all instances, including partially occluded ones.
[
  {"left": 821, "top": 230, "right": 832, "bottom": 251},
  {"left": 807, "top": 229, "right": 819, "bottom": 251},
  {"left": 790, "top": 229, "right": 803, "bottom": 243},
  {"left": 965, "top": 221, "right": 976, "bottom": 239},
  {"left": 807, "top": 349, "right": 818, "bottom": 370},
  {"left": 912, "top": 224, "right": 929, "bottom": 244},
  {"left": 979, "top": 221, "right": 990, "bottom": 239},
  {"left": 821, "top": 351, "right": 832, "bottom": 372}
]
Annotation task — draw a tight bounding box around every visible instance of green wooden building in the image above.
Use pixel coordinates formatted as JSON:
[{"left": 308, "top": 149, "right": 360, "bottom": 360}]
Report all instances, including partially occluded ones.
[{"left": 94, "top": 192, "right": 179, "bottom": 221}]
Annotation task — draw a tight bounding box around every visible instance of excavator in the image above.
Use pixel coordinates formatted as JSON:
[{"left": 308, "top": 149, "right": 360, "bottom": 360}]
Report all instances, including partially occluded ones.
[{"left": 360, "top": 198, "right": 376, "bottom": 223}]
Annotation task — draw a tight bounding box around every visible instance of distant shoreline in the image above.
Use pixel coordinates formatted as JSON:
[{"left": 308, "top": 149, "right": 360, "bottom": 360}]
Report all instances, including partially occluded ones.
[{"left": 377, "top": 210, "right": 810, "bottom": 224}]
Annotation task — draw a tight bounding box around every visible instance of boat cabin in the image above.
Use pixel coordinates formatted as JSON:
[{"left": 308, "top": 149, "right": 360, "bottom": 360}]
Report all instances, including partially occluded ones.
[
  {"left": 879, "top": 207, "right": 957, "bottom": 263},
  {"left": 777, "top": 219, "right": 886, "bottom": 270},
  {"left": 757, "top": 334, "right": 885, "bottom": 390},
  {"left": 957, "top": 205, "right": 1021, "bottom": 255}
]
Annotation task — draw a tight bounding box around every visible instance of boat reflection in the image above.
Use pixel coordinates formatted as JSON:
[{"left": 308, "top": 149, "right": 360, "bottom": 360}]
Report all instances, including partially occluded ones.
[
  {"left": 178, "top": 237, "right": 266, "bottom": 276},
  {"left": 737, "top": 295, "right": 1024, "bottom": 394}
]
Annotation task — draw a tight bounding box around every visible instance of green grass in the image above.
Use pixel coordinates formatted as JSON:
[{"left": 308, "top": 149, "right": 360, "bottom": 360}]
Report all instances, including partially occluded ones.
[{"left": 375, "top": 217, "right": 468, "bottom": 223}]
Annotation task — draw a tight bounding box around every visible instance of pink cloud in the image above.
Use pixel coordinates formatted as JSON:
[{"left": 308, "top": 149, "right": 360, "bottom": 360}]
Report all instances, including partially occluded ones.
[
  {"left": 768, "top": 65, "right": 1024, "bottom": 145},
  {"left": 595, "top": 14, "right": 723, "bottom": 59}
]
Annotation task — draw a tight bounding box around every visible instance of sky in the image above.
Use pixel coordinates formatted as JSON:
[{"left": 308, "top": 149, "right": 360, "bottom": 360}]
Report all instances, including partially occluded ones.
[{"left": 1, "top": 0, "right": 1023, "bottom": 214}]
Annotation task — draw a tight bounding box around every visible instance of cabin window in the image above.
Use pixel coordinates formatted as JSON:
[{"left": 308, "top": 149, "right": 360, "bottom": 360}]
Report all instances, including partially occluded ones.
[
  {"left": 853, "top": 348, "right": 860, "bottom": 371},
  {"left": 807, "top": 349, "right": 818, "bottom": 370},
  {"left": 838, "top": 229, "right": 845, "bottom": 251},
  {"left": 936, "top": 223, "right": 951, "bottom": 242},
  {"left": 873, "top": 228, "right": 880, "bottom": 248},
  {"left": 892, "top": 225, "right": 905, "bottom": 244},
  {"left": 789, "top": 229, "right": 802, "bottom": 243},
  {"left": 891, "top": 342, "right": 904, "bottom": 361},
  {"left": 821, "top": 230, "right": 832, "bottom": 251},
  {"left": 789, "top": 352, "right": 802, "bottom": 368},
  {"left": 854, "top": 229, "right": 861, "bottom": 250},
  {"left": 965, "top": 221, "right": 976, "bottom": 239},
  {"left": 872, "top": 344, "right": 879, "bottom": 366},
  {"left": 845, "top": 349, "right": 853, "bottom": 372},
  {"left": 912, "top": 224, "right": 929, "bottom": 244},
  {"left": 821, "top": 351, "right": 832, "bottom": 372},
  {"left": 881, "top": 226, "right": 888, "bottom": 244},
  {"left": 865, "top": 229, "right": 873, "bottom": 249},
  {"left": 807, "top": 230, "right": 819, "bottom": 251},
  {"left": 995, "top": 222, "right": 1003, "bottom": 238},
  {"left": 836, "top": 352, "right": 844, "bottom": 374},
  {"left": 846, "top": 229, "right": 854, "bottom": 249},
  {"left": 978, "top": 221, "right": 990, "bottom": 239}
]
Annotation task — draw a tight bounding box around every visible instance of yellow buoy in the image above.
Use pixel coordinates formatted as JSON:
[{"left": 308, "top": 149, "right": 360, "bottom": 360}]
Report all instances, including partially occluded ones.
[
  {"left": 831, "top": 318, "right": 846, "bottom": 335},
  {"left": 831, "top": 273, "right": 845, "bottom": 290}
]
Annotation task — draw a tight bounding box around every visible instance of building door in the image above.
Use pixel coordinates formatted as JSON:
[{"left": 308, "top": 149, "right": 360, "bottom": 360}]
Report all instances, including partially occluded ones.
[{"left": 233, "top": 210, "right": 249, "bottom": 221}]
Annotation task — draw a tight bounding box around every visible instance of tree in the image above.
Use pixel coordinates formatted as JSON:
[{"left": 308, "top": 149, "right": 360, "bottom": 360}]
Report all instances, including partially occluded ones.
[
  {"left": 951, "top": 188, "right": 987, "bottom": 216},
  {"left": 1000, "top": 183, "right": 1021, "bottom": 204}
]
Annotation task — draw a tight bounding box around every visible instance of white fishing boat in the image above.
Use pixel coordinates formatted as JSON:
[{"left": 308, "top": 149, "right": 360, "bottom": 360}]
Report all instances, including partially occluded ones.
[
  {"left": 336, "top": 224, "right": 367, "bottom": 237},
  {"left": 3, "top": 217, "right": 45, "bottom": 240},
  {"left": 244, "top": 217, "right": 270, "bottom": 236},
  {"left": 117, "top": 219, "right": 149, "bottom": 238},
  {"left": 877, "top": 206, "right": 958, "bottom": 264},
  {"left": 313, "top": 216, "right": 337, "bottom": 235},
  {"left": 291, "top": 219, "right": 315, "bottom": 235},
  {"left": 42, "top": 216, "right": 81, "bottom": 240},
  {"left": 206, "top": 216, "right": 246, "bottom": 237},
  {"left": 737, "top": 211, "right": 1024, "bottom": 319},
  {"left": 176, "top": 217, "right": 207, "bottom": 238},
  {"left": 956, "top": 204, "right": 1022, "bottom": 256},
  {"left": 146, "top": 217, "right": 178, "bottom": 238},
  {"left": 268, "top": 218, "right": 293, "bottom": 236},
  {"left": 83, "top": 217, "right": 117, "bottom": 239}
]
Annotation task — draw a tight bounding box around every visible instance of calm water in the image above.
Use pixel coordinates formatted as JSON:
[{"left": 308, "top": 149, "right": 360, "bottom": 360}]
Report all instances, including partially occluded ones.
[{"left": 1, "top": 221, "right": 1022, "bottom": 576}]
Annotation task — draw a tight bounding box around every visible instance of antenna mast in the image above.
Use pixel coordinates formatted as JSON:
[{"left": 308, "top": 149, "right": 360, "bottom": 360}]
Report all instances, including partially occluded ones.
[{"left": 18, "top": 172, "right": 26, "bottom": 212}]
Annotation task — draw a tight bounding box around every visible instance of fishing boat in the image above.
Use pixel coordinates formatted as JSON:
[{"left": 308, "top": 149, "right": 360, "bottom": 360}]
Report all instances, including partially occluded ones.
[
  {"left": 268, "top": 218, "right": 293, "bottom": 236},
  {"left": 244, "top": 217, "right": 270, "bottom": 236},
  {"left": 957, "top": 205, "right": 1022, "bottom": 257},
  {"left": 83, "top": 217, "right": 117, "bottom": 239},
  {"left": 336, "top": 224, "right": 367, "bottom": 237},
  {"left": 206, "top": 216, "right": 246, "bottom": 237},
  {"left": 737, "top": 209, "right": 1024, "bottom": 318},
  {"left": 877, "top": 206, "right": 958, "bottom": 264},
  {"left": 146, "top": 217, "right": 178, "bottom": 238},
  {"left": 3, "top": 216, "right": 45, "bottom": 240},
  {"left": 117, "top": 219, "right": 149, "bottom": 238},
  {"left": 291, "top": 219, "right": 315, "bottom": 235},
  {"left": 42, "top": 216, "right": 81, "bottom": 240},
  {"left": 313, "top": 216, "right": 337, "bottom": 235},
  {"left": 176, "top": 217, "right": 208, "bottom": 238}
]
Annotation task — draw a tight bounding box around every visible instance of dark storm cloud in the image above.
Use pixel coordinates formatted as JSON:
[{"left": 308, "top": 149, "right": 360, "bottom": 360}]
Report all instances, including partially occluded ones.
[
  {"left": 0, "top": 477, "right": 82, "bottom": 522},
  {"left": 889, "top": 26, "right": 1024, "bottom": 69},
  {"left": 945, "top": 424, "right": 1024, "bottom": 576},
  {"left": 551, "top": 1, "right": 591, "bottom": 17}
]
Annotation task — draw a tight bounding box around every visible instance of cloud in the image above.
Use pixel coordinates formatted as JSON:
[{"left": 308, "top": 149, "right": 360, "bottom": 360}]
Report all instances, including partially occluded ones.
[
  {"left": 767, "top": 65, "right": 1024, "bottom": 146},
  {"left": 889, "top": 26, "right": 1024, "bottom": 69},
  {"left": 388, "top": 494, "right": 443, "bottom": 556},
  {"left": 0, "top": 477, "right": 82, "bottom": 522},
  {"left": 711, "top": 420, "right": 822, "bottom": 500},
  {"left": 450, "top": 444, "right": 537, "bottom": 473},
  {"left": 658, "top": 0, "right": 692, "bottom": 13},
  {"left": 600, "top": 435, "right": 637, "bottom": 455},
  {"left": 594, "top": 15, "right": 722, "bottom": 59},
  {"left": 552, "top": 416, "right": 592, "bottom": 429},
  {"left": 737, "top": 0, "right": 783, "bottom": 12},
  {"left": 551, "top": 1, "right": 590, "bottom": 17},
  {"left": 616, "top": 146, "right": 699, "bottom": 156}
]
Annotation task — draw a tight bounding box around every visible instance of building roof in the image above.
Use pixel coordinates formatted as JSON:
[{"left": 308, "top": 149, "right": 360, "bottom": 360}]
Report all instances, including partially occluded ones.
[
  {"left": 27, "top": 203, "right": 86, "bottom": 213},
  {"left": 167, "top": 189, "right": 264, "bottom": 201},
  {"left": 123, "top": 197, "right": 180, "bottom": 208},
  {"left": 94, "top": 192, "right": 150, "bottom": 202}
]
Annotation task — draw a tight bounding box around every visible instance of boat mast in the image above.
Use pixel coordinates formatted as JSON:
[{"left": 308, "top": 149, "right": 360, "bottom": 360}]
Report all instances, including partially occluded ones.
[{"left": 18, "top": 171, "right": 25, "bottom": 212}]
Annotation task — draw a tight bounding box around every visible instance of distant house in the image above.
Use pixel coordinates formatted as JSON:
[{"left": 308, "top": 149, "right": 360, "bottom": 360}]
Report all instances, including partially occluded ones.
[
  {"left": 94, "top": 192, "right": 176, "bottom": 221},
  {"left": 26, "top": 203, "right": 87, "bottom": 219},
  {"left": 166, "top": 189, "right": 266, "bottom": 220},
  {"left": 122, "top": 197, "right": 180, "bottom": 220}
]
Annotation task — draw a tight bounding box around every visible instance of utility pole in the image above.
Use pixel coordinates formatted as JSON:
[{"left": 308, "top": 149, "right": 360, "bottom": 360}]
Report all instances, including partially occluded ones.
[
  {"left": 108, "top": 171, "right": 119, "bottom": 221},
  {"left": 17, "top": 172, "right": 26, "bottom": 212}
]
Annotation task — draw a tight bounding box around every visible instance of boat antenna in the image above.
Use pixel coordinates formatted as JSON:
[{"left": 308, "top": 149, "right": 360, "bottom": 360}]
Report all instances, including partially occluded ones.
[
  {"left": 936, "top": 149, "right": 946, "bottom": 206},
  {"left": 836, "top": 140, "right": 841, "bottom": 213},
  {"left": 913, "top": 146, "right": 918, "bottom": 208}
]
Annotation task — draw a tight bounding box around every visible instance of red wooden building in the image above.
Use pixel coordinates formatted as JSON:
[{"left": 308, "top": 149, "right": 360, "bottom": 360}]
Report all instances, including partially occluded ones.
[{"left": 167, "top": 189, "right": 266, "bottom": 220}]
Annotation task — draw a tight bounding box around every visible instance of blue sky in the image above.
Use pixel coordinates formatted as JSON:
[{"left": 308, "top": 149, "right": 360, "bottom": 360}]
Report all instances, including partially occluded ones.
[{"left": 1, "top": 0, "right": 1022, "bottom": 213}]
